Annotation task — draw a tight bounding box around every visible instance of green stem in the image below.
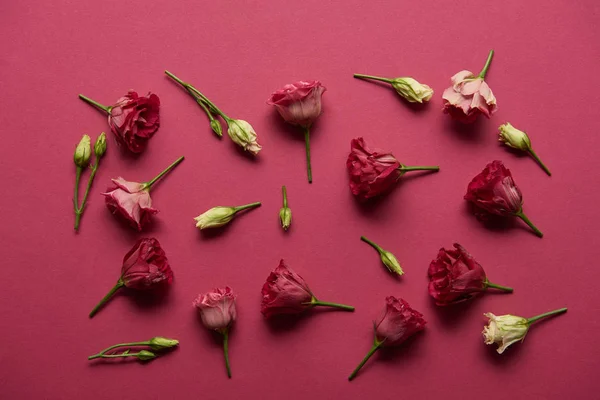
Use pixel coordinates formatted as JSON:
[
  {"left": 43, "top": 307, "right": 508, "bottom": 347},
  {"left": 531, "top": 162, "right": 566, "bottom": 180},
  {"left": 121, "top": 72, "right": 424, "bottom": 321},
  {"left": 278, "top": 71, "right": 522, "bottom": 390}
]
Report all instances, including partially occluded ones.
[
  {"left": 485, "top": 281, "right": 514, "bottom": 292},
  {"left": 528, "top": 148, "right": 551, "bottom": 176},
  {"left": 233, "top": 202, "right": 261, "bottom": 212},
  {"left": 515, "top": 210, "right": 543, "bottom": 238},
  {"left": 360, "top": 236, "right": 383, "bottom": 253},
  {"left": 309, "top": 298, "right": 355, "bottom": 311},
  {"left": 89, "top": 280, "right": 124, "bottom": 318},
  {"left": 399, "top": 165, "right": 440, "bottom": 173},
  {"left": 477, "top": 50, "right": 495, "bottom": 79},
  {"left": 282, "top": 186, "right": 288, "bottom": 208},
  {"left": 527, "top": 307, "right": 567, "bottom": 324},
  {"left": 78, "top": 94, "right": 110, "bottom": 113},
  {"left": 88, "top": 342, "right": 149, "bottom": 359},
  {"left": 223, "top": 330, "right": 232, "bottom": 378},
  {"left": 74, "top": 160, "right": 100, "bottom": 231},
  {"left": 303, "top": 126, "right": 312, "bottom": 183},
  {"left": 88, "top": 352, "right": 143, "bottom": 360},
  {"left": 348, "top": 342, "right": 382, "bottom": 381},
  {"left": 143, "top": 156, "right": 185, "bottom": 190},
  {"left": 353, "top": 74, "right": 393, "bottom": 84},
  {"left": 73, "top": 166, "right": 82, "bottom": 221}
]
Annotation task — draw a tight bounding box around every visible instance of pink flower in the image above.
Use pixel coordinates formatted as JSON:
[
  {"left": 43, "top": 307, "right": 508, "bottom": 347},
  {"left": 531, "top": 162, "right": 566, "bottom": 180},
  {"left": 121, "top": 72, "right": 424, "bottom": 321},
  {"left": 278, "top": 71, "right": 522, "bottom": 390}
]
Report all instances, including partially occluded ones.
[
  {"left": 348, "top": 297, "right": 426, "bottom": 381},
  {"left": 261, "top": 260, "right": 313, "bottom": 317},
  {"left": 89, "top": 238, "right": 173, "bottom": 318},
  {"left": 267, "top": 80, "right": 327, "bottom": 183},
  {"left": 103, "top": 178, "right": 157, "bottom": 231},
  {"left": 261, "top": 260, "right": 354, "bottom": 318},
  {"left": 109, "top": 91, "right": 160, "bottom": 153},
  {"left": 442, "top": 50, "right": 497, "bottom": 123},
  {"left": 102, "top": 156, "right": 184, "bottom": 231},
  {"left": 346, "top": 137, "right": 440, "bottom": 201},
  {"left": 465, "top": 160, "right": 543, "bottom": 237},
  {"left": 193, "top": 287, "right": 237, "bottom": 332},
  {"left": 267, "top": 80, "right": 326, "bottom": 127}
]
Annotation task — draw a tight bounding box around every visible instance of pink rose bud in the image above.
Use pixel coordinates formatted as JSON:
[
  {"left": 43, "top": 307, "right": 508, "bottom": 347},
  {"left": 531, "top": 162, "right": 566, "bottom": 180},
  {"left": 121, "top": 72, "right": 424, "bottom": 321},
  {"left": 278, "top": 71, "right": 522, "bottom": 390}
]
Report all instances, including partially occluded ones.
[
  {"left": 89, "top": 238, "right": 173, "bottom": 318},
  {"left": 442, "top": 50, "right": 497, "bottom": 123},
  {"left": 193, "top": 287, "right": 237, "bottom": 378},
  {"left": 428, "top": 243, "right": 513, "bottom": 306},
  {"left": 193, "top": 287, "right": 237, "bottom": 332},
  {"left": 267, "top": 80, "right": 327, "bottom": 183},
  {"left": 348, "top": 297, "right": 426, "bottom": 381},
  {"left": 346, "top": 137, "right": 439, "bottom": 201},
  {"left": 103, "top": 156, "right": 184, "bottom": 231},
  {"left": 79, "top": 91, "right": 160, "bottom": 154},
  {"left": 465, "top": 160, "right": 543, "bottom": 237},
  {"left": 261, "top": 260, "right": 354, "bottom": 318}
]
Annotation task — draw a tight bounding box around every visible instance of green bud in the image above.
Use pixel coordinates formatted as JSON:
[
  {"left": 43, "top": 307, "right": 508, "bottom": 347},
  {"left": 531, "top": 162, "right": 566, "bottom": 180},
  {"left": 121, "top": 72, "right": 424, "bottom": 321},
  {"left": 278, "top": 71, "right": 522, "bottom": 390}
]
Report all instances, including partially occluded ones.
[
  {"left": 279, "top": 207, "right": 292, "bottom": 231},
  {"left": 210, "top": 119, "right": 223, "bottom": 137},
  {"left": 391, "top": 77, "right": 433, "bottom": 103},
  {"left": 74, "top": 135, "right": 91, "bottom": 168},
  {"left": 148, "top": 337, "right": 179, "bottom": 351},
  {"left": 498, "top": 122, "right": 531, "bottom": 151},
  {"left": 94, "top": 132, "right": 107, "bottom": 158},
  {"left": 136, "top": 350, "right": 157, "bottom": 361},
  {"left": 380, "top": 251, "right": 404, "bottom": 276}
]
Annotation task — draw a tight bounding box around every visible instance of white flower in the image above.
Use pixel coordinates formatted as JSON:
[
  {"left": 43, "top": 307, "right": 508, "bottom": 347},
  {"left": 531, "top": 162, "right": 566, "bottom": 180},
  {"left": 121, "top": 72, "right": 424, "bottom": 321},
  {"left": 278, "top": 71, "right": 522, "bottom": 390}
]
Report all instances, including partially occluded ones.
[
  {"left": 392, "top": 77, "right": 434, "bottom": 103},
  {"left": 194, "top": 207, "right": 237, "bottom": 229},
  {"left": 227, "top": 119, "right": 262, "bottom": 155},
  {"left": 498, "top": 123, "right": 531, "bottom": 151},
  {"left": 482, "top": 313, "right": 529, "bottom": 354}
]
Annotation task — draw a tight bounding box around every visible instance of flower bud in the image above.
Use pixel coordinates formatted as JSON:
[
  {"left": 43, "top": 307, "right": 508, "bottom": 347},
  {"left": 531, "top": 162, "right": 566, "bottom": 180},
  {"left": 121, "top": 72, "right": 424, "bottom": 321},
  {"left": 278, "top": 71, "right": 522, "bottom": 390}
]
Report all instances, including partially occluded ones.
[
  {"left": 74, "top": 135, "right": 92, "bottom": 168},
  {"left": 148, "top": 337, "right": 179, "bottom": 351},
  {"left": 194, "top": 207, "right": 237, "bottom": 230},
  {"left": 94, "top": 132, "right": 107, "bottom": 158},
  {"left": 227, "top": 119, "right": 262, "bottom": 155},
  {"left": 210, "top": 119, "right": 223, "bottom": 137},
  {"left": 136, "top": 350, "right": 157, "bottom": 361},
  {"left": 279, "top": 207, "right": 292, "bottom": 231},
  {"left": 482, "top": 313, "right": 529, "bottom": 354},
  {"left": 498, "top": 123, "right": 531, "bottom": 151},
  {"left": 392, "top": 77, "right": 434, "bottom": 103},
  {"left": 381, "top": 250, "right": 404, "bottom": 275}
]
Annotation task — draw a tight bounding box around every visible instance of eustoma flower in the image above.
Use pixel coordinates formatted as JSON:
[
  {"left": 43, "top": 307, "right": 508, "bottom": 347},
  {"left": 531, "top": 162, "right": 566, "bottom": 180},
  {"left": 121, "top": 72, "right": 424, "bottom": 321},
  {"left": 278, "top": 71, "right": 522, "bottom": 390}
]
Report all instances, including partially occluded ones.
[
  {"left": 261, "top": 260, "right": 354, "bottom": 318},
  {"left": 103, "top": 156, "right": 184, "bottom": 231},
  {"left": 353, "top": 74, "right": 433, "bottom": 103},
  {"left": 442, "top": 50, "right": 497, "bottom": 123},
  {"left": 267, "top": 80, "right": 326, "bottom": 183},
  {"left": 499, "top": 122, "right": 551, "bottom": 176},
  {"left": 79, "top": 91, "right": 160, "bottom": 153},
  {"left": 465, "top": 160, "right": 543, "bottom": 237},
  {"left": 164, "top": 71, "right": 261, "bottom": 155},
  {"left": 428, "top": 243, "right": 513, "bottom": 305},
  {"left": 89, "top": 238, "right": 173, "bottom": 318},
  {"left": 73, "top": 133, "right": 107, "bottom": 231},
  {"left": 193, "top": 287, "right": 237, "bottom": 378},
  {"left": 194, "top": 202, "right": 261, "bottom": 230},
  {"left": 346, "top": 137, "right": 440, "bottom": 201},
  {"left": 279, "top": 186, "right": 292, "bottom": 231},
  {"left": 87, "top": 336, "right": 179, "bottom": 362},
  {"left": 348, "top": 297, "right": 426, "bottom": 381},
  {"left": 360, "top": 236, "right": 403, "bottom": 276},
  {"left": 483, "top": 307, "right": 567, "bottom": 354}
]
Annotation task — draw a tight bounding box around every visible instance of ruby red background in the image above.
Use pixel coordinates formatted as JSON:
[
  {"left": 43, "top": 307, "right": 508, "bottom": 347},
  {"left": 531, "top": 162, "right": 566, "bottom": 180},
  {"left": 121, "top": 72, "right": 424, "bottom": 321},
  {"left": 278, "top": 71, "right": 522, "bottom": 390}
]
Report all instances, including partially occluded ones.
[{"left": 1, "top": 0, "right": 599, "bottom": 399}]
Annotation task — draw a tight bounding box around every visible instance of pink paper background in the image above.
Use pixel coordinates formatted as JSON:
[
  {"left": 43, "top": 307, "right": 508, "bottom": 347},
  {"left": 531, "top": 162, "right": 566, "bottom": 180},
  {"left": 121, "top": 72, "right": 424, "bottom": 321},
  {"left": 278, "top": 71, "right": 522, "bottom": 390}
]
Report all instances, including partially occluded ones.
[{"left": 1, "top": 0, "right": 599, "bottom": 398}]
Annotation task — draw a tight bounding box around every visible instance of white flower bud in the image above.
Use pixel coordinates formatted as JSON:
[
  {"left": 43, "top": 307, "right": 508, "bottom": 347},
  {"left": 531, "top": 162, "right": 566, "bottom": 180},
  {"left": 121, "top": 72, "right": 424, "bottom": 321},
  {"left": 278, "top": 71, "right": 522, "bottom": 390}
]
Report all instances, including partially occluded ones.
[
  {"left": 194, "top": 207, "right": 237, "bottom": 230},
  {"left": 392, "top": 77, "right": 434, "bottom": 103},
  {"left": 482, "top": 313, "right": 529, "bottom": 354},
  {"left": 148, "top": 337, "right": 179, "bottom": 351},
  {"left": 498, "top": 123, "right": 531, "bottom": 151},
  {"left": 227, "top": 119, "right": 262, "bottom": 155},
  {"left": 380, "top": 251, "right": 404, "bottom": 275},
  {"left": 74, "top": 135, "right": 92, "bottom": 168}
]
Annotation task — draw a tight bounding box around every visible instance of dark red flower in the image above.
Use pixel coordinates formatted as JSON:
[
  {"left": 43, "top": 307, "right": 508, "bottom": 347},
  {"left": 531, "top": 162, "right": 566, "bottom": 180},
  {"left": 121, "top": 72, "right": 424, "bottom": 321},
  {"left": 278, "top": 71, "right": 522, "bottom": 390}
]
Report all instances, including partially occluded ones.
[
  {"left": 121, "top": 238, "right": 173, "bottom": 289},
  {"left": 374, "top": 296, "right": 426, "bottom": 346},
  {"left": 464, "top": 160, "right": 522, "bottom": 218},
  {"left": 427, "top": 243, "right": 488, "bottom": 305},
  {"left": 260, "top": 260, "right": 314, "bottom": 318},
  {"left": 109, "top": 91, "right": 160, "bottom": 153},
  {"left": 346, "top": 137, "right": 401, "bottom": 201}
]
